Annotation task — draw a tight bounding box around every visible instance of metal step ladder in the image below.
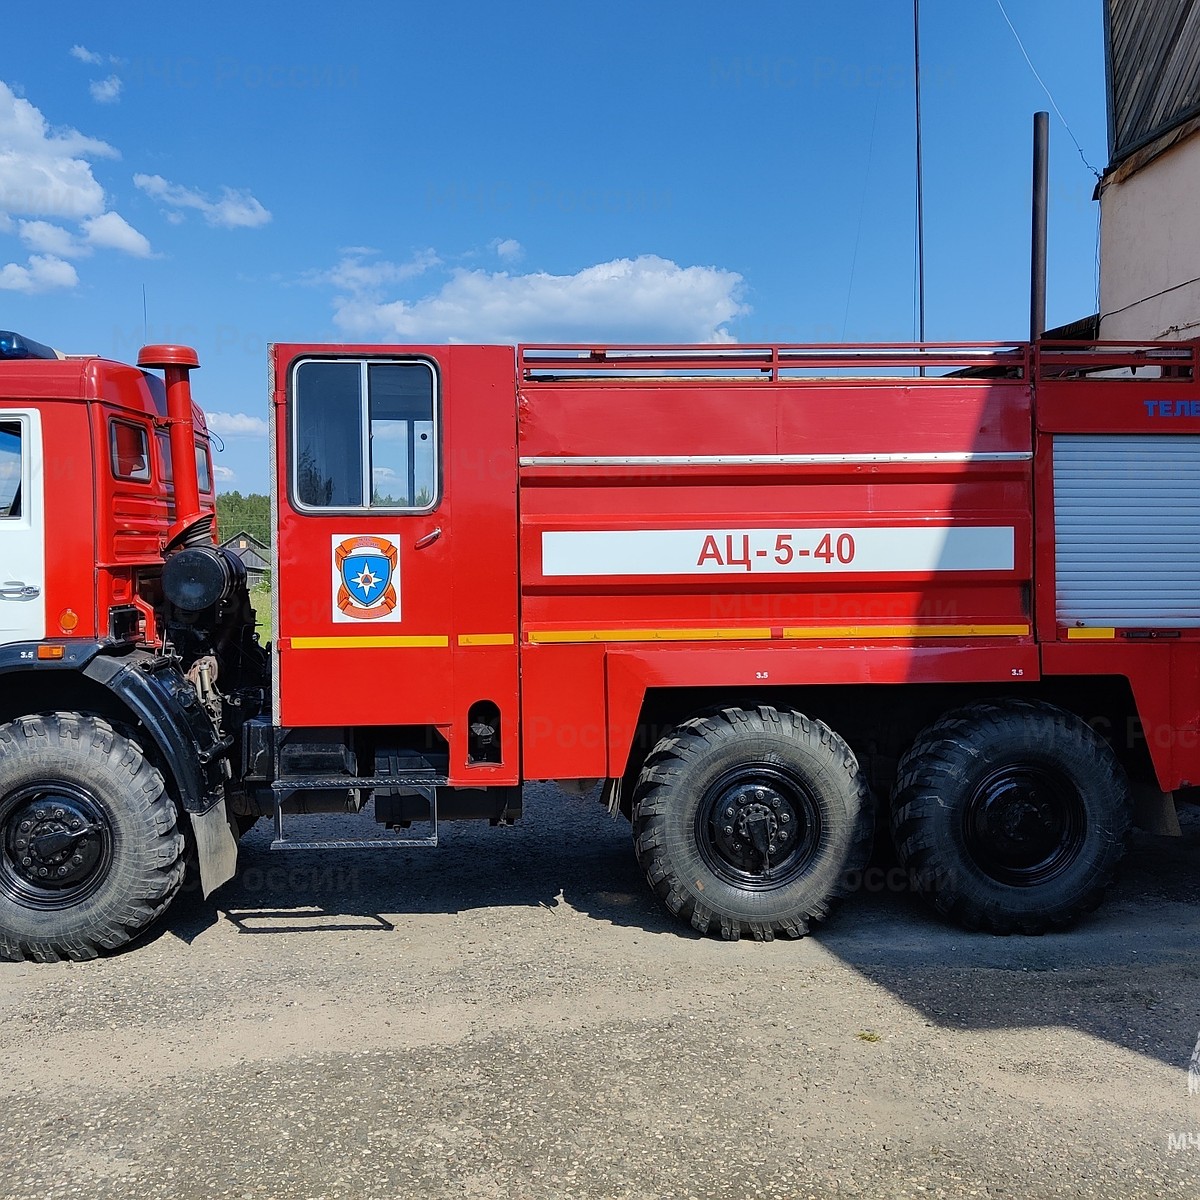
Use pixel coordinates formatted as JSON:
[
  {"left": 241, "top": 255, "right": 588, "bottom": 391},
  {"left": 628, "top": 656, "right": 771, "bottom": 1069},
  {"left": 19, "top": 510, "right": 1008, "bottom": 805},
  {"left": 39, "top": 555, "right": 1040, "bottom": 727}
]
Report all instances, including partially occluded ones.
[{"left": 269, "top": 773, "right": 448, "bottom": 851}]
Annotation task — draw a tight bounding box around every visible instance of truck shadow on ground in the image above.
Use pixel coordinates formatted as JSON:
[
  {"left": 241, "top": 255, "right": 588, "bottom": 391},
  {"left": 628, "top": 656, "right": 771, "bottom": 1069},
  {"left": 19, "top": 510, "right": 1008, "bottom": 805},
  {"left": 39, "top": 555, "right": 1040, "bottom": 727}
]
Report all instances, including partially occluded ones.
[
  {"left": 164, "top": 784, "right": 682, "bottom": 944},
  {"left": 818, "top": 814, "right": 1200, "bottom": 1073},
  {"left": 162, "top": 788, "right": 1200, "bottom": 1071}
]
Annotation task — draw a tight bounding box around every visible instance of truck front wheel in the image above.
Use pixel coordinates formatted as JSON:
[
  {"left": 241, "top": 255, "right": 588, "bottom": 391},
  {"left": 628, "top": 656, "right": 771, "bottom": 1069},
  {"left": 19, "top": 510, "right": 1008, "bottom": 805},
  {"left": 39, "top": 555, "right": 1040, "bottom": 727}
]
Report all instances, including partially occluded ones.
[
  {"left": 631, "top": 706, "right": 873, "bottom": 941},
  {"left": 0, "top": 713, "right": 186, "bottom": 962},
  {"left": 891, "top": 700, "right": 1131, "bottom": 934}
]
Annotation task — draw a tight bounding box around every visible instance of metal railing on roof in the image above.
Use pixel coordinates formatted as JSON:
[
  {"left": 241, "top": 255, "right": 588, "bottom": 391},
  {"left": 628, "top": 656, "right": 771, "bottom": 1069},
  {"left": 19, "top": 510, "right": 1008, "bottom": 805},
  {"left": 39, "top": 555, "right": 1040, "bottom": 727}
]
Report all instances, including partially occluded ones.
[
  {"left": 1035, "top": 339, "right": 1199, "bottom": 379},
  {"left": 519, "top": 339, "right": 1200, "bottom": 384},
  {"left": 519, "top": 342, "right": 1031, "bottom": 383}
]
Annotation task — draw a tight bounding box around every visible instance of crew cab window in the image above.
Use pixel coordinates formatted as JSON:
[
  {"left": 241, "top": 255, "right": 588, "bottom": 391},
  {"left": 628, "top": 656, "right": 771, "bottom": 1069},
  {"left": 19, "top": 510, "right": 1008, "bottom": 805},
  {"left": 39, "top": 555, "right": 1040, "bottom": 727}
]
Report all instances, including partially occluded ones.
[
  {"left": 157, "top": 433, "right": 215, "bottom": 494},
  {"left": 110, "top": 419, "right": 150, "bottom": 481},
  {"left": 291, "top": 359, "right": 438, "bottom": 511},
  {"left": 196, "top": 442, "right": 213, "bottom": 493},
  {"left": 0, "top": 422, "right": 20, "bottom": 518}
]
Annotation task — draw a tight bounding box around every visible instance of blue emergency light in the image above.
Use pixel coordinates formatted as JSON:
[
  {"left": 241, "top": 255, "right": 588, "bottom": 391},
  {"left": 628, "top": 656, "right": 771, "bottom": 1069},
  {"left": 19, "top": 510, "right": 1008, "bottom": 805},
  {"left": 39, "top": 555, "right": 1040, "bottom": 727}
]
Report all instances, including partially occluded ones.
[{"left": 0, "top": 331, "right": 58, "bottom": 360}]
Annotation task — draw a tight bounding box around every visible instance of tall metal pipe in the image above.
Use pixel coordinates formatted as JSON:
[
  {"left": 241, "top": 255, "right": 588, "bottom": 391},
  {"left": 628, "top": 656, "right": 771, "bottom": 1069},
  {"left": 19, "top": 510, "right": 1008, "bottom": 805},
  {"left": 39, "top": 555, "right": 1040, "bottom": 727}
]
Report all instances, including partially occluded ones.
[
  {"left": 1031, "top": 110, "right": 1049, "bottom": 341},
  {"left": 914, "top": 0, "right": 926, "bottom": 348},
  {"left": 138, "top": 343, "right": 204, "bottom": 545}
]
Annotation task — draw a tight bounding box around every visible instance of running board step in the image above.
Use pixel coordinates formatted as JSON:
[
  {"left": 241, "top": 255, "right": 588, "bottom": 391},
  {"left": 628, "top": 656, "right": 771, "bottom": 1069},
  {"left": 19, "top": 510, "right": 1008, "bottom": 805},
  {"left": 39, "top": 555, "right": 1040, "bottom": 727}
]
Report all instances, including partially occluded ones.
[
  {"left": 269, "top": 777, "right": 445, "bottom": 851},
  {"left": 270, "top": 775, "right": 449, "bottom": 792}
]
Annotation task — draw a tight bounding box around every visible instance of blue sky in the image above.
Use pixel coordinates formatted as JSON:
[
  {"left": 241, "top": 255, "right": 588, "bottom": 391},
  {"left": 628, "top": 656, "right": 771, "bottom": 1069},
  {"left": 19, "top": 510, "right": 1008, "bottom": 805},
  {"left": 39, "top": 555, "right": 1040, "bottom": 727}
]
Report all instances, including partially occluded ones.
[{"left": 4, "top": 1, "right": 1107, "bottom": 492}]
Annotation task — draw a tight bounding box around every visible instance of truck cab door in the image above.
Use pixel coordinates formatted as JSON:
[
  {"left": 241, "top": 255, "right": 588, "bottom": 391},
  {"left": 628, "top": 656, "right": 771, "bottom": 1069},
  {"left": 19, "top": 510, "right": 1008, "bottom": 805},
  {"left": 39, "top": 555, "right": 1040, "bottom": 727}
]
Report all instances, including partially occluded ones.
[
  {"left": 272, "top": 345, "right": 520, "bottom": 785},
  {"left": 0, "top": 412, "right": 45, "bottom": 645}
]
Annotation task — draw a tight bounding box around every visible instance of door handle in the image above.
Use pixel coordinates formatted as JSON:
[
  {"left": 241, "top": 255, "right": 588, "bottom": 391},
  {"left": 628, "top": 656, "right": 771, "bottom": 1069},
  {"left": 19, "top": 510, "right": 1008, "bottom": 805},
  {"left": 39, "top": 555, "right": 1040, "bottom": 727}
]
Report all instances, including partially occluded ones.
[
  {"left": 0, "top": 582, "right": 39, "bottom": 599},
  {"left": 415, "top": 528, "right": 442, "bottom": 549}
]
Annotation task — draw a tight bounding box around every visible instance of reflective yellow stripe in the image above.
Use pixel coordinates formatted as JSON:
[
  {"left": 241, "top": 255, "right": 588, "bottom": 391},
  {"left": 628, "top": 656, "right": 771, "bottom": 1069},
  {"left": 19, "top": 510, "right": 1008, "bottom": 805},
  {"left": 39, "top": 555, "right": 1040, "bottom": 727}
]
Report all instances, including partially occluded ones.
[
  {"left": 1066, "top": 627, "right": 1116, "bottom": 640},
  {"left": 528, "top": 627, "right": 773, "bottom": 644},
  {"left": 783, "top": 624, "right": 1030, "bottom": 640},
  {"left": 291, "top": 635, "right": 449, "bottom": 649},
  {"left": 296, "top": 626, "right": 1033, "bottom": 648},
  {"left": 527, "top": 624, "right": 1030, "bottom": 645}
]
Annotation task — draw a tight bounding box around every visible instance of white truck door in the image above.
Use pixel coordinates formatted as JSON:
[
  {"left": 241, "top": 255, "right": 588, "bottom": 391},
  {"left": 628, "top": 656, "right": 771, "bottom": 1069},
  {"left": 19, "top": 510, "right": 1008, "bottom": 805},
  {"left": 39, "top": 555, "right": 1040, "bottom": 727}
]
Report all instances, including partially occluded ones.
[{"left": 0, "top": 411, "right": 45, "bottom": 644}]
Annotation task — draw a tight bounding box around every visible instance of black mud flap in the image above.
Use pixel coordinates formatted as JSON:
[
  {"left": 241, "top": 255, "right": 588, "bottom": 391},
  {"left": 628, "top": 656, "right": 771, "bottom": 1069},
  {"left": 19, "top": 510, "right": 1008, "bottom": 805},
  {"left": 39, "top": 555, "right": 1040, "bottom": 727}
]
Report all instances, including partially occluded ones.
[{"left": 189, "top": 800, "right": 239, "bottom": 897}]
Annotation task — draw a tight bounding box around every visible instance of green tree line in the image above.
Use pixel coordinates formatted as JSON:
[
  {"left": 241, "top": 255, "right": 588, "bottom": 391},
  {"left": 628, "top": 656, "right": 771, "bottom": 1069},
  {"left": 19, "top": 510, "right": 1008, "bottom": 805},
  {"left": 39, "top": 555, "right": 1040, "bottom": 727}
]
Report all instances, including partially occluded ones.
[{"left": 215, "top": 491, "right": 271, "bottom": 546}]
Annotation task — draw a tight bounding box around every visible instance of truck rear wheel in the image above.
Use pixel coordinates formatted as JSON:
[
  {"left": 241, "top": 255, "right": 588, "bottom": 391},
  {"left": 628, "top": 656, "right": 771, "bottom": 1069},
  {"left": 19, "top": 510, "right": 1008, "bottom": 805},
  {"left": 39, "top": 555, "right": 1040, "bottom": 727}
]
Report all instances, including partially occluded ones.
[
  {"left": 631, "top": 706, "right": 873, "bottom": 941},
  {"left": 0, "top": 713, "right": 186, "bottom": 962},
  {"left": 891, "top": 700, "right": 1131, "bottom": 934}
]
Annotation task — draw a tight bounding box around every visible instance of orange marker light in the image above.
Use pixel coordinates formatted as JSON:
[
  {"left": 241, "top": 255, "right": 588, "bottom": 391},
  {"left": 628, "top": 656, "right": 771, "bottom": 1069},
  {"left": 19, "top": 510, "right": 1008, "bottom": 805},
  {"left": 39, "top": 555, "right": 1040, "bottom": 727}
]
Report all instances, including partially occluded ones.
[
  {"left": 58, "top": 609, "right": 79, "bottom": 632},
  {"left": 37, "top": 645, "right": 65, "bottom": 660}
]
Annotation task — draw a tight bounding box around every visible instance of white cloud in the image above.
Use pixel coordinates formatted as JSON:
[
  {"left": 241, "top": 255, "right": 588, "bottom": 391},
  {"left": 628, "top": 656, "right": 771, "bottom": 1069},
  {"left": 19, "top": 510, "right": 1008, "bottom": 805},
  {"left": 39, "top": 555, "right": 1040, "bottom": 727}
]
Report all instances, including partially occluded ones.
[
  {"left": 331, "top": 254, "right": 747, "bottom": 344},
  {"left": 492, "top": 237, "right": 523, "bottom": 262},
  {"left": 206, "top": 411, "right": 268, "bottom": 437},
  {"left": 69, "top": 45, "right": 103, "bottom": 65},
  {"left": 0, "top": 80, "right": 116, "bottom": 222},
  {"left": 213, "top": 464, "right": 235, "bottom": 483},
  {"left": 18, "top": 219, "right": 79, "bottom": 257},
  {"left": 16, "top": 212, "right": 152, "bottom": 259},
  {"left": 0, "top": 254, "right": 78, "bottom": 293},
  {"left": 133, "top": 173, "right": 271, "bottom": 229},
  {"left": 323, "top": 249, "right": 439, "bottom": 293},
  {"left": 89, "top": 76, "right": 122, "bottom": 104},
  {"left": 83, "top": 211, "right": 151, "bottom": 256},
  {"left": 0, "top": 81, "right": 150, "bottom": 287}
]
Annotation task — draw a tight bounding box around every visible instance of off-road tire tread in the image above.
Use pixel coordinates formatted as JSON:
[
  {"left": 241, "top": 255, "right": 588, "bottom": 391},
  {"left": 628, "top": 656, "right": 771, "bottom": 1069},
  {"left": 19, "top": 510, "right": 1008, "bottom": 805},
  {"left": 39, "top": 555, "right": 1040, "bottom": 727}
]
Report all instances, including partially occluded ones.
[
  {"left": 632, "top": 705, "right": 873, "bottom": 942},
  {"left": 891, "top": 699, "right": 1131, "bottom": 935},
  {"left": 0, "top": 712, "right": 185, "bottom": 962}
]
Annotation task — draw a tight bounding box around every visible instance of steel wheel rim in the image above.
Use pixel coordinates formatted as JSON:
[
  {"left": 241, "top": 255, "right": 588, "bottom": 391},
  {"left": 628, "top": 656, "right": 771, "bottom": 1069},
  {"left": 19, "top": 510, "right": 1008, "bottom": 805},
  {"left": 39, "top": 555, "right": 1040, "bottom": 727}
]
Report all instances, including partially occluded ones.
[
  {"left": 695, "top": 763, "right": 823, "bottom": 891},
  {"left": 0, "top": 782, "right": 114, "bottom": 910},
  {"left": 960, "top": 764, "right": 1087, "bottom": 887}
]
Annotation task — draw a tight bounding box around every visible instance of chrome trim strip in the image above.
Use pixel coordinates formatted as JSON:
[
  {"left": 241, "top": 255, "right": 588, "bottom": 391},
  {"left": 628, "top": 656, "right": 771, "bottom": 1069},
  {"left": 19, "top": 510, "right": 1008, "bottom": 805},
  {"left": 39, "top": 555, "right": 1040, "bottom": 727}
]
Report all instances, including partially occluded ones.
[{"left": 519, "top": 452, "right": 1032, "bottom": 467}]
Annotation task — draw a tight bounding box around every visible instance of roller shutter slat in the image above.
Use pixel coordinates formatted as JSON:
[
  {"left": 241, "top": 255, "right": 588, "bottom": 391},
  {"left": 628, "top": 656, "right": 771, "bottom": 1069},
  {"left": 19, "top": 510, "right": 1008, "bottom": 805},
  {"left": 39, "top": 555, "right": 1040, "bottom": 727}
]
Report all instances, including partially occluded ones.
[{"left": 1054, "top": 434, "right": 1200, "bottom": 627}]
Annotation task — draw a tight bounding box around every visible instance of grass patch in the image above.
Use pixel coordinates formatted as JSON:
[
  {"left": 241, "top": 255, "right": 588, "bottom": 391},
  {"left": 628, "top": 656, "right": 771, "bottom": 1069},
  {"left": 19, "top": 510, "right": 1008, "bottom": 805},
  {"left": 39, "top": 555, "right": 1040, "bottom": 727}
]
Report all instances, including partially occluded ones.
[
  {"left": 249, "top": 584, "right": 273, "bottom": 642},
  {"left": 856, "top": 1030, "right": 882, "bottom": 1043}
]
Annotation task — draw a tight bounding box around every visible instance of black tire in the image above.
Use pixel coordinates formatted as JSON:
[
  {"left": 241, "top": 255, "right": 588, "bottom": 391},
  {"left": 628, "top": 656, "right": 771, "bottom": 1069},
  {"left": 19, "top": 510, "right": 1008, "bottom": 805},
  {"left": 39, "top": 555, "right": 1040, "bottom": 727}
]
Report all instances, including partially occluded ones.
[
  {"left": 632, "top": 705, "right": 873, "bottom": 941},
  {"left": 0, "top": 713, "right": 186, "bottom": 962},
  {"left": 891, "top": 700, "right": 1131, "bottom": 934}
]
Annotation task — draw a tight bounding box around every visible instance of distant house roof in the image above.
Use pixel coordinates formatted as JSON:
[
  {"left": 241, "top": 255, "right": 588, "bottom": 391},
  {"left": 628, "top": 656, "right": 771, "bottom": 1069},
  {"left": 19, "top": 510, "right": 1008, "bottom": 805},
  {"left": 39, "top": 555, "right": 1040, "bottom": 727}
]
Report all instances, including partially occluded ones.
[
  {"left": 1043, "top": 313, "right": 1101, "bottom": 342},
  {"left": 220, "top": 530, "right": 267, "bottom": 551},
  {"left": 220, "top": 530, "right": 270, "bottom": 574},
  {"left": 1106, "top": 0, "right": 1200, "bottom": 167}
]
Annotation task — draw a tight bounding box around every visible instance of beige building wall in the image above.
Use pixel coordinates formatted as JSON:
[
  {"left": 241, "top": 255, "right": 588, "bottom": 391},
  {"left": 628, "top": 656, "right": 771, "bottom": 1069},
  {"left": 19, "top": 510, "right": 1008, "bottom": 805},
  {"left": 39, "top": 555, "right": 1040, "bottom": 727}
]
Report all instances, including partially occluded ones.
[{"left": 1099, "top": 129, "right": 1200, "bottom": 341}]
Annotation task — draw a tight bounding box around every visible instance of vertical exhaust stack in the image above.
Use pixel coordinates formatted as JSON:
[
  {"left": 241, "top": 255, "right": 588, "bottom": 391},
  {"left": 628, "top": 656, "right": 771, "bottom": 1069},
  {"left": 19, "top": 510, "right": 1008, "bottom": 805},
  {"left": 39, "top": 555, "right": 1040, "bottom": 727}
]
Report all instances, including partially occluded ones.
[
  {"left": 1030, "top": 110, "right": 1049, "bottom": 342},
  {"left": 137, "top": 343, "right": 208, "bottom": 548}
]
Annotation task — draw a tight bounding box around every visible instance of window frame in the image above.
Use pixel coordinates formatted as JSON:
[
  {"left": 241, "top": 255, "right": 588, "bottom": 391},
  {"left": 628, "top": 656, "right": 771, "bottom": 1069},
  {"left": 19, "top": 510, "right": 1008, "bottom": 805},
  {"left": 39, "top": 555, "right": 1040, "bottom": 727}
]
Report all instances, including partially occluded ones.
[
  {"left": 156, "top": 433, "right": 216, "bottom": 495},
  {"left": 109, "top": 417, "right": 152, "bottom": 483},
  {"left": 0, "top": 418, "right": 24, "bottom": 521},
  {"left": 196, "top": 442, "right": 214, "bottom": 495},
  {"left": 288, "top": 355, "right": 441, "bottom": 516}
]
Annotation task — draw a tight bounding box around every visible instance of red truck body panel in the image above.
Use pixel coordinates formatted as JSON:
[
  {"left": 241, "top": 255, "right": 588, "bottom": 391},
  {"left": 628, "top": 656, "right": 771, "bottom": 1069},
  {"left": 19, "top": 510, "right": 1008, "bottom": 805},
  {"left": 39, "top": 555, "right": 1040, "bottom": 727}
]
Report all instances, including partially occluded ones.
[
  {"left": 517, "top": 359, "right": 1034, "bottom": 779},
  {"left": 1030, "top": 345, "right": 1200, "bottom": 790},
  {"left": 272, "top": 344, "right": 521, "bottom": 786},
  {"left": 264, "top": 339, "right": 1200, "bottom": 791}
]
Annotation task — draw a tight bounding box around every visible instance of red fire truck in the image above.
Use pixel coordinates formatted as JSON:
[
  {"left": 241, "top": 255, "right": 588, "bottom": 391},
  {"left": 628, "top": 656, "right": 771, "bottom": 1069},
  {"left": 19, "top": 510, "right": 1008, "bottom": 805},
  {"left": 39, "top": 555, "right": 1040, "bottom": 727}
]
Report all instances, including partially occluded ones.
[{"left": 0, "top": 329, "right": 1196, "bottom": 960}]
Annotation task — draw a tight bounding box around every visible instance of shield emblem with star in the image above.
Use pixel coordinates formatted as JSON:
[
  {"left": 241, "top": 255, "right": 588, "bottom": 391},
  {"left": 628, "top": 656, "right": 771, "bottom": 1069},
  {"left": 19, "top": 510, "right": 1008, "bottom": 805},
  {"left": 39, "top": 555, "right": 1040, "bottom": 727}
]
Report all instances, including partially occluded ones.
[{"left": 333, "top": 535, "right": 400, "bottom": 620}]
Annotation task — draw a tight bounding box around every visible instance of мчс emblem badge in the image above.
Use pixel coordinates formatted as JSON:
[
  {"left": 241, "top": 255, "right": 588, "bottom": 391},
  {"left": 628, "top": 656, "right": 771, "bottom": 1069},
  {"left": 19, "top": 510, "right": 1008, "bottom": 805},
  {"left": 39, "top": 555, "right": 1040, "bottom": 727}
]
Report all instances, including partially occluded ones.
[{"left": 332, "top": 534, "right": 401, "bottom": 622}]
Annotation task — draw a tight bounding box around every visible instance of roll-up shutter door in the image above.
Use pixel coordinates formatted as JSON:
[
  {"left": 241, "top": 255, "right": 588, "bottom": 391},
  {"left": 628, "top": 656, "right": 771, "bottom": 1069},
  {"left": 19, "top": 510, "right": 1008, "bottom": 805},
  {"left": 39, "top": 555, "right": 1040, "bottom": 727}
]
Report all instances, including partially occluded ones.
[{"left": 1055, "top": 434, "right": 1200, "bottom": 628}]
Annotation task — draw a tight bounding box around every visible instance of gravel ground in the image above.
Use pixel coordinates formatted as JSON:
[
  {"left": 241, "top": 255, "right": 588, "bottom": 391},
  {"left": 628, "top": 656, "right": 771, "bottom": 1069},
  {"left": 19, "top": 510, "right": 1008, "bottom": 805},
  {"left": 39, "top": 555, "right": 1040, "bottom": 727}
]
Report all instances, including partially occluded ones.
[{"left": 1, "top": 785, "right": 1199, "bottom": 1200}]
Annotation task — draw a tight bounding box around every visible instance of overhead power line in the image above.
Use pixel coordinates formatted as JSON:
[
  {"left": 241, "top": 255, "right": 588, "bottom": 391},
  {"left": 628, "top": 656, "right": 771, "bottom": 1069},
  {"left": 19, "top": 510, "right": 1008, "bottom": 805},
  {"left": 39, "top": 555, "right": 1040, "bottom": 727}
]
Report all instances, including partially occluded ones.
[{"left": 994, "top": 0, "right": 1102, "bottom": 178}]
